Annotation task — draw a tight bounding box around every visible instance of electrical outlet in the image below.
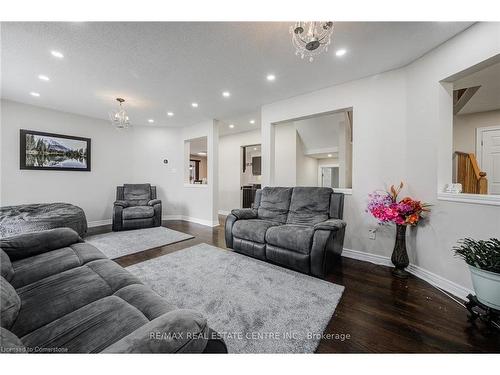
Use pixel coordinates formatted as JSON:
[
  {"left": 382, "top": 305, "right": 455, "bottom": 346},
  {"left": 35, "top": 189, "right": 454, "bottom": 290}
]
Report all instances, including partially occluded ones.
[{"left": 368, "top": 228, "right": 377, "bottom": 240}]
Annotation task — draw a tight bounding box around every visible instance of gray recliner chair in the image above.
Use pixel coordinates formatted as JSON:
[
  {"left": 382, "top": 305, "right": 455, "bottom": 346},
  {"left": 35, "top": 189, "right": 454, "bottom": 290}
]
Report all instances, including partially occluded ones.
[
  {"left": 225, "top": 187, "right": 346, "bottom": 278},
  {"left": 112, "top": 184, "right": 162, "bottom": 231}
]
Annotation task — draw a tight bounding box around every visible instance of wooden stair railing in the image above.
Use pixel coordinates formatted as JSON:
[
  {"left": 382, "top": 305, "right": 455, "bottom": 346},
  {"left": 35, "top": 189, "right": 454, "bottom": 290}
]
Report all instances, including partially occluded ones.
[{"left": 455, "top": 151, "right": 488, "bottom": 194}]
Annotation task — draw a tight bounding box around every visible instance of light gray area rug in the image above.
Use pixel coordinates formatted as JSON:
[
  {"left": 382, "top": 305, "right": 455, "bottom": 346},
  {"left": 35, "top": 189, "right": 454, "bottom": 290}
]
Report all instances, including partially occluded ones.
[
  {"left": 127, "top": 243, "right": 344, "bottom": 353},
  {"left": 85, "top": 227, "right": 193, "bottom": 259}
]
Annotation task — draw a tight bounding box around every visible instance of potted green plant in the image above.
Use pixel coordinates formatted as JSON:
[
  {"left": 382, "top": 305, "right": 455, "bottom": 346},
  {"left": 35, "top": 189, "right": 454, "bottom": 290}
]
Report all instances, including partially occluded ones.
[{"left": 453, "top": 238, "right": 500, "bottom": 309}]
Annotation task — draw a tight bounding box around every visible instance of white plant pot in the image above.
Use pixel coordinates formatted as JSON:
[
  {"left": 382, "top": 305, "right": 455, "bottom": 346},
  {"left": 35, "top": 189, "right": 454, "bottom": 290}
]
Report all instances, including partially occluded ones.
[{"left": 469, "top": 265, "right": 500, "bottom": 310}]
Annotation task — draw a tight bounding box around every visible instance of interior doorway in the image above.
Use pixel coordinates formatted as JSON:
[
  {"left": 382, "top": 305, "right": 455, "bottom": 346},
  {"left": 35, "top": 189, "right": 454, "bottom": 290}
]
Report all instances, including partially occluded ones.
[
  {"left": 319, "top": 164, "right": 340, "bottom": 188},
  {"left": 477, "top": 126, "right": 500, "bottom": 194},
  {"left": 240, "top": 144, "right": 262, "bottom": 208}
]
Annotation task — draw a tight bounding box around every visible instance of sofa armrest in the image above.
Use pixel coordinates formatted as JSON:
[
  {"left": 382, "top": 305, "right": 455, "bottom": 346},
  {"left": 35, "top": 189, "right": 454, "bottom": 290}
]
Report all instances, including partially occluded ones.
[
  {"left": 230, "top": 208, "right": 257, "bottom": 220},
  {"left": 114, "top": 200, "right": 129, "bottom": 208},
  {"left": 102, "top": 309, "right": 209, "bottom": 353},
  {"left": 313, "top": 219, "right": 346, "bottom": 231},
  {"left": 0, "top": 228, "right": 81, "bottom": 261},
  {"left": 148, "top": 199, "right": 161, "bottom": 206}
]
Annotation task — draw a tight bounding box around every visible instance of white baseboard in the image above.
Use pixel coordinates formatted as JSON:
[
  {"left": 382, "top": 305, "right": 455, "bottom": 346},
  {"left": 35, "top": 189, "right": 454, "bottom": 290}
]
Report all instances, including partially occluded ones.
[
  {"left": 88, "top": 219, "right": 112, "bottom": 228},
  {"left": 218, "top": 210, "right": 231, "bottom": 216},
  {"left": 89, "top": 216, "right": 219, "bottom": 229},
  {"left": 342, "top": 248, "right": 393, "bottom": 267},
  {"left": 407, "top": 264, "right": 473, "bottom": 301},
  {"left": 162, "top": 215, "right": 219, "bottom": 227},
  {"left": 342, "top": 248, "right": 472, "bottom": 300}
]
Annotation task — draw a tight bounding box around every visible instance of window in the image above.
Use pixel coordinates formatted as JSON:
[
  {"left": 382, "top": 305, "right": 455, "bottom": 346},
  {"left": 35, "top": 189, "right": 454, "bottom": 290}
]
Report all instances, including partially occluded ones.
[
  {"left": 185, "top": 136, "right": 208, "bottom": 185},
  {"left": 272, "top": 108, "right": 353, "bottom": 190},
  {"left": 449, "top": 59, "right": 500, "bottom": 197}
]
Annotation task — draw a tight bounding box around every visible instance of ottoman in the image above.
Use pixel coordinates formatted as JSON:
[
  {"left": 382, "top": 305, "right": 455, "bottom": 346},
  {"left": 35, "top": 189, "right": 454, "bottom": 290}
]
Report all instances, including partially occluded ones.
[{"left": 0, "top": 203, "right": 88, "bottom": 238}]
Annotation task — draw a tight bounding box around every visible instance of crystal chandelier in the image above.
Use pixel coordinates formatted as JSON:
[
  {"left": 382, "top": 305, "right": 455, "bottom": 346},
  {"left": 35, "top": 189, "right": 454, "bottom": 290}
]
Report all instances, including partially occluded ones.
[
  {"left": 109, "top": 98, "right": 130, "bottom": 129},
  {"left": 290, "top": 22, "right": 334, "bottom": 62}
]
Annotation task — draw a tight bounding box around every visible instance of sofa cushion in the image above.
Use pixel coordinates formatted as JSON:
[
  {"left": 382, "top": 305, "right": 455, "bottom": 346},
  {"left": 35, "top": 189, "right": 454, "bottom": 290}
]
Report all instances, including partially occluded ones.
[
  {"left": 287, "top": 187, "right": 332, "bottom": 226},
  {"left": 232, "top": 219, "right": 279, "bottom": 243},
  {"left": 1, "top": 249, "right": 14, "bottom": 282},
  {"left": 21, "top": 295, "right": 150, "bottom": 353},
  {"left": 0, "top": 227, "right": 81, "bottom": 261},
  {"left": 10, "top": 242, "right": 106, "bottom": 289},
  {"left": 11, "top": 259, "right": 141, "bottom": 337},
  {"left": 232, "top": 237, "right": 267, "bottom": 260},
  {"left": 265, "top": 244, "right": 310, "bottom": 274},
  {"left": 257, "top": 187, "right": 293, "bottom": 223},
  {"left": 1, "top": 327, "right": 25, "bottom": 353},
  {"left": 1, "top": 276, "right": 20, "bottom": 329},
  {"left": 265, "top": 225, "right": 314, "bottom": 254},
  {"left": 123, "top": 184, "right": 151, "bottom": 206},
  {"left": 113, "top": 284, "right": 176, "bottom": 320},
  {"left": 122, "top": 206, "right": 154, "bottom": 220}
]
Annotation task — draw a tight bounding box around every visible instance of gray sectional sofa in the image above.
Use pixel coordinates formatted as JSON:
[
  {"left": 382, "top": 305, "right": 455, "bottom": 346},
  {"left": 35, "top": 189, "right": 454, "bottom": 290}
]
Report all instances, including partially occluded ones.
[
  {"left": 225, "top": 187, "right": 346, "bottom": 278},
  {"left": 0, "top": 228, "right": 226, "bottom": 353}
]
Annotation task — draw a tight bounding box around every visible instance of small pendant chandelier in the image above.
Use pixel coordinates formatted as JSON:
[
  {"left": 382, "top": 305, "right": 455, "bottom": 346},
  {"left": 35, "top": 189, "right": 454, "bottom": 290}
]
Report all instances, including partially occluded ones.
[
  {"left": 109, "top": 98, "right": 131, "bottom": 129},
  {"left": 290, "top": 22, "right": 334, "bottom": 62}
]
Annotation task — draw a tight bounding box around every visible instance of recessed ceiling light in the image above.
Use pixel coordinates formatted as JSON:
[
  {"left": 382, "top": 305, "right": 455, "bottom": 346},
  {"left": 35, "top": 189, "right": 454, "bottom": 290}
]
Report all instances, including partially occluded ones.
[
  {"left": 229, "top": 124, "right": 235, "bottom": 129},
  {"left": 328, "top": 154, "right": 333, "bottom": 157},
  {"left": 222, "top": 91, "right": 231, "bottom": 98},
  {"left": 30, "top": 92, "right": 40, "bottom": 97},
  {"left": 167, "top": 112, "right": 174, "bottom": 117},
  {"left": 148, "top": 119, "right": 155, "bottom": 123},
  {"left": 191, "top": 102, "right": 198, "bottom": 108},
  {"left": 335, "top": 49, "right": 347, "bottom": 57},
  {"left": 249, "top": 119, "right": 255, "bottom": 124},
  {"left": 50, "top": 50, "right": 64, "bottom": 59},
  {"left": 38, "top": 74, "right": 50, "bottom": 81},
  {"left": 266, "top": 74, "right": 276, "bottom": 81},
  {"left": 253, "top": 147, "right": 258, "bottom": 151}
]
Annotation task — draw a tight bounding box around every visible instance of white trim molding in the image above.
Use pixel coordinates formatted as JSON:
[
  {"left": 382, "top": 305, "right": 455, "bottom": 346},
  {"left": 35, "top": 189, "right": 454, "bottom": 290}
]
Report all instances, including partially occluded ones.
[
  {"left": 334, "top": 188, "right": 353, "bottom": 195},
  {"left": 162, "top": 215, "right": 219, "bottom": 227},
  {"left": 438, "top": 192, "right": 500, "bottom": 206},
  {"left": 342, "top": 248, "right": 392, "bottom": 267},
  {"left": 88, "top": 219, "right": 112, "bottom": 228},
  {"left": 342, "top": 248, "right": 473, "bottom": 300},
  {"left": 407, "top": 264, "right": 473, "bottom": 301},
  {"left": 90, "top": 216, "right": 219, "bottom": 229}
]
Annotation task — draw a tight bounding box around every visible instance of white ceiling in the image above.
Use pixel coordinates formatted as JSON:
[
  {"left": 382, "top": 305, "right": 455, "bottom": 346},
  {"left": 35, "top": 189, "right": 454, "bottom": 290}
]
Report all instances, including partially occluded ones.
[
  {"left": 1, "top": 22, "right": 474, "bottom": 131},
  {"left": 187, "top": 136, "right": 207, "bottom": 155},
  {"left": 294, "top": 112, "right": 344, "bottom": 153},
  {"left": 454, "top": 60, "right": 500, "bottom": 115}
]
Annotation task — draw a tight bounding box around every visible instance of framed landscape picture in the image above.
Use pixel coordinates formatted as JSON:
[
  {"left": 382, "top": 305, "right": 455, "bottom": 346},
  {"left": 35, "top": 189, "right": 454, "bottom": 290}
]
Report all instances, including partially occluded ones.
[{"left": 20, "top": 129, "right": 91, "bottom": 171}]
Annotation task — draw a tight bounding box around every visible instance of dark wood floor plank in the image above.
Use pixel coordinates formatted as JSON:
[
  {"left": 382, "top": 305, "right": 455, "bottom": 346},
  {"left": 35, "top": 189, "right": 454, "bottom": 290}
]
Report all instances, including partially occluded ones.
[{"left": 86, "top": 217, "right": 500, "bottom": 353}]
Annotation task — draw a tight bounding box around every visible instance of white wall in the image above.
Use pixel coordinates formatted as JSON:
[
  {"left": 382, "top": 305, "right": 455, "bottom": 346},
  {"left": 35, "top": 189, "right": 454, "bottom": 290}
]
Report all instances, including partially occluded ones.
[
  {"left": 0, "top": 99, "right": 220, "bottom": 227},
  {"left": 181, "top": 120, "right": 219, "bottom": 226},
  {"left": 261, "top": 22, "right": 500, "bottom": 297},
  {"left": 295, "top": 133, "right": 318, "bottom": 186},
  {"left": 404, "top": 22, "right": 500, "bottom": 294},
  {"left": 273, "top": 122, "right": 297, "bottom": 186},
  {"left": 218, "top": 129, "right": 261, "bottom": 213},
  {"left": 129, "top": 124, "right": 184, "bottom": 219},
  {"left": 453, "top": 109, "right": 500, "bottom": 153},
  {"left": 1, "top": 99, "right": 135, "bottom": 223},
  {"left": 241, "top": 147, "right": 261, "bottom": 186}
]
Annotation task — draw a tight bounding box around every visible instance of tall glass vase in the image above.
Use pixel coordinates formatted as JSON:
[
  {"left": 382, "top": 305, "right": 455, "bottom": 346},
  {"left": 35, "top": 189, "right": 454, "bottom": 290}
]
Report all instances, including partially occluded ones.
[{"left": 391, "top": 224, "right": 410, "bottom": 278}]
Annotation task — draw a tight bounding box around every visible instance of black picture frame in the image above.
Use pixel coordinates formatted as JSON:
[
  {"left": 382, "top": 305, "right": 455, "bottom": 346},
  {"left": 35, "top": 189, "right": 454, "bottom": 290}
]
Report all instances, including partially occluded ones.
[{"left": 20, "top": 129, "right": 91, "bottom": 171}]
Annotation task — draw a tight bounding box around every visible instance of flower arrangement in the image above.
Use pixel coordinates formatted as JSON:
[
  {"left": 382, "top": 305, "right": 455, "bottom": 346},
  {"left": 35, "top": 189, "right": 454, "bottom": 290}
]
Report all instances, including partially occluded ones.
[{"left": 367, "top": 182, "right": 430, "bottom": 226}]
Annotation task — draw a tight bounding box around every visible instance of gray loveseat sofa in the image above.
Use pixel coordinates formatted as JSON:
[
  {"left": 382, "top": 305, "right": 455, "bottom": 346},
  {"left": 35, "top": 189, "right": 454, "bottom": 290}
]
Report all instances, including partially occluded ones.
[
  {"left": 0, "top": 228, "right": 226, "bottom": 353},
  {"left": 225, "top": 187, "right": 346, "bottom": 278}
]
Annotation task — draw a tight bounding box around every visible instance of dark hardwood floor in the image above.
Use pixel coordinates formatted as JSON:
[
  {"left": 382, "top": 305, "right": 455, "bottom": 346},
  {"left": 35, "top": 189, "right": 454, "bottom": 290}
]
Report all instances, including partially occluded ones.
[{"left": 87, "top": 217, "right": 500, "bottom": 353}]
